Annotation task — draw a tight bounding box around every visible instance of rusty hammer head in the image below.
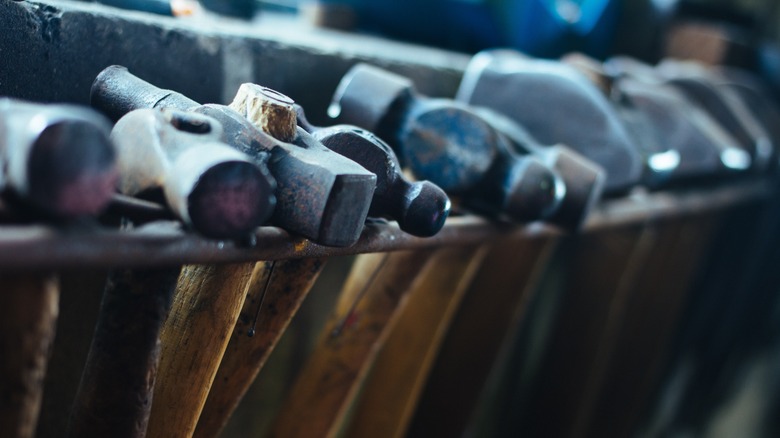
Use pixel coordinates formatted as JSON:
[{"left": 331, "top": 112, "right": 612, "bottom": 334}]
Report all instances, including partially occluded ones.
[
  {"left": 0, "top": 98, "right": 118, "bottom": 218},
  {"left": 469, "top": 105, "right": 605, "bottom": 231},
  {"left": 228, "top": 83, "right": 377, "bottom": 247},
  {"left": 111, "top": 108, "right": 275, "bottom": 239}
]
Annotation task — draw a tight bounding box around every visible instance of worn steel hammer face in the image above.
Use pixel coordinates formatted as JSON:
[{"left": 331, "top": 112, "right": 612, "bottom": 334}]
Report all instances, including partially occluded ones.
[
  {"left": 91, "top": 66, "right": 374, "bottom": 247},
  {"left": 295, "top": 104, "right": 450, "bottom": 237},
  {"left": 0, "top": 98, "right": 118, "bottom": 218},
  {"left": 330, "top": 63, "right": 579, "bottom": 228},
  {"left": 111, "top": 109, "right": 274, "bottom": 239},
  {"left": 456, "top": 49, "right": 644, "bottom": 195}
]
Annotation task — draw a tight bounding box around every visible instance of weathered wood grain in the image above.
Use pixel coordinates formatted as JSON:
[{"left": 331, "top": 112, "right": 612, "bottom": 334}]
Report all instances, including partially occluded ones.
[
  {"left": 67, "top": 268, "right": 180, "bottom": 438},
  {"left": 267, "top": 249, "right": 435, "bottom": 438},
  {"left": 145, "top": 262, "right": 255, "bottom": 438},
  {"left": 0, "top": 272, "right": 59, "bottom": 438},
  {"left": 194, "top": 258, "right": 327, "bottom": 438},
  {"left": 345, "top": 245, "right": 489, "bottom": 438}
]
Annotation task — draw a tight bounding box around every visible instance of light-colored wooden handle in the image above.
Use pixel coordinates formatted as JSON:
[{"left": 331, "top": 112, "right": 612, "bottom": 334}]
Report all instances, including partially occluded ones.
[
  {"left": 194, "top": 257, "right": 327, "bottom": 438},
  {"left": 0, "top": 272, "right": 59, "bottom": 438},
  {"left": 146, "top": 262, "right": 255, "bottom": 438},
  {"left": 407, "top": 237, "right": 557, "bottom": 437},
  {"left": 345, "top": 245, "right": 489, "bottom": 438},
  {"left": 268, "top": 249, "right": 435, "bottom": 438}
]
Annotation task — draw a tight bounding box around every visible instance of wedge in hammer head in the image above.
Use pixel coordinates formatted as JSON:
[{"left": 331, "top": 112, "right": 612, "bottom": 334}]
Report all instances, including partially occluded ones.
[
  {"left": 455, "top": 49, "right": 644, "bottom": 195},
  {"left": 91, "top": 66, "right": 375, "bottom": 247},
  {"left": 296, "top": 105, "right": 450, "bottom": 237},
  {"left": 0, "top": 98, "right": 118, "bottom": 218},
  {"left": 111, "top": 108, "right": 274, "bottom": 239},
  {"left": 329, "top": 63, "right": 569, "bottom": 228}
]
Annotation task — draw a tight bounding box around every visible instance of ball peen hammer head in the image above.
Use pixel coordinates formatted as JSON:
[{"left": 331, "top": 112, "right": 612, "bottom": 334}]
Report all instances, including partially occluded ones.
[
  {"left": 311, "top": 125, "right": 451, "bottom": 237},
  {"left": 329, "top": 63, "right": 566, "bottom": 225}
]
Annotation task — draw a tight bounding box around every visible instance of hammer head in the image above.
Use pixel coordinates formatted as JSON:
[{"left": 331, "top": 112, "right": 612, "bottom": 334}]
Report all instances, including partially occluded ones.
[
  {"left": 0, "top": 99, "right": 118, "bottom": 218},
  {"left": 612, "top": 77, "right": 750, "bottom": 183},
  {"left": 328, "top": 63, "right": 415, "bottom": 140},
  {"left": 456, "top": 49, "right": 644, "bottom": 194},
  {"left": 330, "top": 63, "right": 565, "bottom": 225},
  {"left": 603, "top": 57, "right": 753, "bottom": 177},
  {"left": 472, "top": 106, "right": 605, "bottom": 231},
  {"left": 91, "top": 65, "right": 200, "bottom": 122},
  {"left": 657, "top": 59, "right": 773, "bottom": 171},
  {"left": 230, "top": 84, "right": 377, "bottom": 247},
  {"left": 714, "top": 67, "right": 780, "bottom": 169},
  {"left": 312, "top": 125, "right": 451, "bottom": 237},
  {"left": 111, "top": 109, "right": 275, "bottom": 239}
]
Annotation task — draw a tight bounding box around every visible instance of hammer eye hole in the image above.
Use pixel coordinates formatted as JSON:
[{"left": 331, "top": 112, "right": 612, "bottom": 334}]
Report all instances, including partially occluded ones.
[{"left": 169, "top": 112, "right": 212, "bottom": 134}]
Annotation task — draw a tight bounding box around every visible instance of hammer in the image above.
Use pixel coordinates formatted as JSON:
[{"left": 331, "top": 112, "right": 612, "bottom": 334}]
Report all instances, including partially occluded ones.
[
  {"left": 329, "top": 63, "right": 566, "bottom": 226},
  {"left": 294, "top": 99, "right": 451, "bottom": 237},
  {"left": 657, "top": 59, "right": 774, "bottom": 171},
  {"left": 563, "top": 53, "right": 750, "bottom": 187},
  {"left": 603, "top": 56, "right": 754, "bottom": 177},
  {"left": 110, "top": 108, "right": 275, "bottom": 239},
  {"left": 0, "top": 99, "right": 118, "bottom": 219},
  {"left": 91, "top": 65, "right": 376, "bottom": 247},
  {"left": 454, "top": 49, "right": 644, "bottom": 194}
]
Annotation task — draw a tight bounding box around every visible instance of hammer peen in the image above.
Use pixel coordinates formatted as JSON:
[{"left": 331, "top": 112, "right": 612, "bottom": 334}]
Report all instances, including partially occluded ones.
[{"left": 91, "top": 66, "right": 376, "bottom": 247}]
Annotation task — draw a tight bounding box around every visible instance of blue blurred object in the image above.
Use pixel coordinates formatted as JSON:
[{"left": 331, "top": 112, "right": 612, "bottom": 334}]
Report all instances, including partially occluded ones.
[
  {"left": 499, "top": 0, "right": 620, "bottom": 58},
  {"left": 98, "top": 0, "right": 174, "bottom": 15},
  {"left": 315, "top": 0, "right": 621, "bottom": 57}
]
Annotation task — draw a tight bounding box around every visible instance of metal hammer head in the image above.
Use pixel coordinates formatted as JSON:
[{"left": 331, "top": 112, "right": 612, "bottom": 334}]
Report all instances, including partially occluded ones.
[
  {"left": 0, "top": 99, "right": 118, "bottom": 218},
  {"left": 657, "top": 59, "right": 773, "bottom": 171},
  {"left": 91, "top": 66, "right": 373, "bottom": 246},
  {"left": 311, "top": 124, "right": 451, "bottom": 237},
  {"left": 456, "top": 49, "right": 644, "bottom": 194},
  {"left": 471, "top": 106, "right": 605, "bottom": 231},
  {"left": 230, "top": 83, "right": 377, "bottom": 247},
  {"left": 111, "top": 108, "right": 275, "bottom": 239},
  {"left": 329, "top": 63, "right": 564, "bottom": 225},
  {"left": 91, "top": 65, "right": 200, "bottom": 121},
  {"left": 296, "top": 103, "right": 450, "bottom": 237}
]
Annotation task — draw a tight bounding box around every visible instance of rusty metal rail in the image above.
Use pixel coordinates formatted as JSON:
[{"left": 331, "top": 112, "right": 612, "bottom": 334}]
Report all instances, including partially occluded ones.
[{"left": 0, "top": 178, "right": 771, "bottom": 270}]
